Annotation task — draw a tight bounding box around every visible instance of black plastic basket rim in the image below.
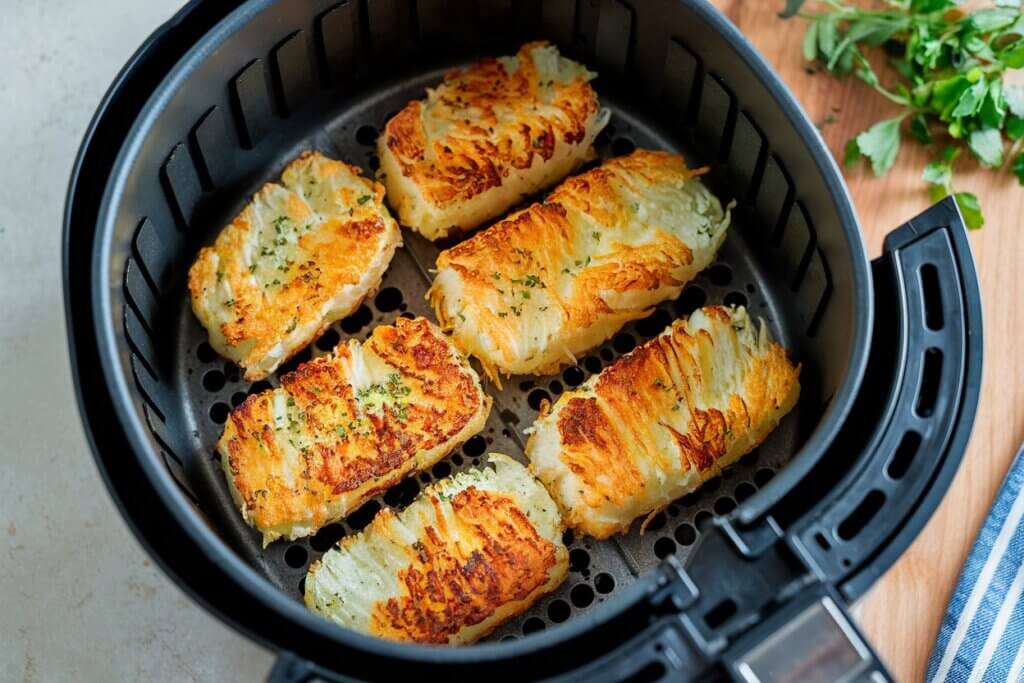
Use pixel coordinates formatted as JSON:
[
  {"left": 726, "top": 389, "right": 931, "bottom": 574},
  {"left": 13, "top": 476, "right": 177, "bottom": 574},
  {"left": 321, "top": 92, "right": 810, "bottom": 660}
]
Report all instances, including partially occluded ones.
[{"left": 67, "top": 0, "right": 872, "bottom": 667}]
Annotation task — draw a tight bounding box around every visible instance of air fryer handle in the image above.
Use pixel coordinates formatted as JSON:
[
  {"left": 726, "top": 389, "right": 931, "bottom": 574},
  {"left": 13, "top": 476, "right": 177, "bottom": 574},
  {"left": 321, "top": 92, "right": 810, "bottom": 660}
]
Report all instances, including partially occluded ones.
[{"left": 786, "top": 195, "right": 983, "bottom": 600}]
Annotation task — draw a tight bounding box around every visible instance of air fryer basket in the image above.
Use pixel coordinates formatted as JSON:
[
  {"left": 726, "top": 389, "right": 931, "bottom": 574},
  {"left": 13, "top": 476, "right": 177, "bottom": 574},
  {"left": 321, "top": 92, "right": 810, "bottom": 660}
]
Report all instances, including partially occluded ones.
[{"left": 64, "top": 1, "right": 983, "bottom": 681}]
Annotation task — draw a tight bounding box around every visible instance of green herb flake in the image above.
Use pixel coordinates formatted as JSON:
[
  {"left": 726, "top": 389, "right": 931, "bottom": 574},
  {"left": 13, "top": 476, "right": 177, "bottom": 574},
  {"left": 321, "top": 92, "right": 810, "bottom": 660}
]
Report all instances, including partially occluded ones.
[{"left": 784, "top": 0, "right": 1024, "bottom": 230}]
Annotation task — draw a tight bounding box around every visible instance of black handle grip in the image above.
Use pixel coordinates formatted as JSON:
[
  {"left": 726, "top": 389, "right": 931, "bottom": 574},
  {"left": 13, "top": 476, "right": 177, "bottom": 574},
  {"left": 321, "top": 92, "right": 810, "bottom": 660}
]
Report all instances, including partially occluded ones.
[{"left": 787, "top": 196, "right": 983, "bottom": 600}]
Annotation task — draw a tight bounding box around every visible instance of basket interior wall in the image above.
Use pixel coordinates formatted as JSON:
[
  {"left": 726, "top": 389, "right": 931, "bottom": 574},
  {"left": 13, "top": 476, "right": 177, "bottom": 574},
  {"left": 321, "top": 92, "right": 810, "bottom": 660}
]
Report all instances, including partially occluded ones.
[{"left": 105, "top": 0, "right": 858, "bottom": 643}]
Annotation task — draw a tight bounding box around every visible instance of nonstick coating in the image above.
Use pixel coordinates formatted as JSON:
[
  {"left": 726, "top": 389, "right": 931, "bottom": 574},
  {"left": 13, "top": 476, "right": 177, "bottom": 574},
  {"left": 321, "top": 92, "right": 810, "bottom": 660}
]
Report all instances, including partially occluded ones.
[{"left": 172, "top": 67, "right": 809, "bottom": 642}]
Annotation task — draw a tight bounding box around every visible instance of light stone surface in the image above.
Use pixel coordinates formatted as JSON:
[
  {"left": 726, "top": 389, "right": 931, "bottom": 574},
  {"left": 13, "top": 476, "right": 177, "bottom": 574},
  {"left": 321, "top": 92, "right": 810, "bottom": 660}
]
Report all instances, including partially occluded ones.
[{"left": 0, "top": 1, "right": 275, "bottom": 680}]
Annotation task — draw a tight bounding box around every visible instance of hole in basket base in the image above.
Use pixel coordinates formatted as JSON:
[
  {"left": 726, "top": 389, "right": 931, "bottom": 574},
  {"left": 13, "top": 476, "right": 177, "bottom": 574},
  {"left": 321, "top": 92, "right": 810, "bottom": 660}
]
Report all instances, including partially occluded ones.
[
  {"left": 527, "top": 389, "right": 552, "bottom": 411},
  {"left": 707, "top": 263, "right": 733, "bottom": 286},
  {"left": 463, "top": 435, "right": 486, "bottom": 458},
  {"left": 754, "top": 468, "right": 775, "bottom": 487},
  {"left": 562, "top": 366, "right": 585, "bottom": 386},
  {"left": 704, "top": 598, "right": 737, "bottom": 629},
  {"left": 570, "top": 583, "right": 595, "bottom": 608},
  {"left": 355, "top": 124, "right": 377, "bottom": 146},
  {"left": 595, "top": 572, "right": 616, "bottom": 594},
  {"left": 197, "top": 342, "right": 218, "bottom": 363},
  {"left": 675, "top": 523, "right": 697, "bottom": 546},
  {"left": 209, "top": 402, "right": 230, "bottom": 424},
  {"left": 383, "top": 478, "right": 420, "bottom": 507},
  {"left": 316, "top": 328, "right": 340, "bottom": 351},
  {"left": 569, "top": 548, "right": 591, "bottom": 572},
  {"left": 309, "top": 524, "right": 345, "bottom": 552},
  {"left": 724, "top": 291, "right": 748, "bottom": 308},
  {"left": 694, "top": 511, "right": 713, "bottom": 530},
  {"left": 674, "top": 286, "right": 707, "bottom": 316},
  {"left": 202, "top": 369, "right": 226, "bottom": 391},
  {"left": 284, "top": 545, "right": 308, "bottom": 568},
  {"left": 734, "top": 482, "right": 756, "bottom": 502},
  {"left": 612, "top": 333, "right": 636, "bottom": 354},
  {"left": 654, "top": 537, "right": 676, "bottom": 559},
  {"left": 547, "top": 599, "right": 571, "bottom": 623},
  {"left": 522, "top": 617, "right": 546, "bottom": 635},
  {"left": 340, "top": 305, "right": 373, "bottom": 334},
  {"left": 347, "top": 500, "right": 381, "bottom": 531},
  {"left": 374, "top": 286, "right": 403, "bottom": 312}
]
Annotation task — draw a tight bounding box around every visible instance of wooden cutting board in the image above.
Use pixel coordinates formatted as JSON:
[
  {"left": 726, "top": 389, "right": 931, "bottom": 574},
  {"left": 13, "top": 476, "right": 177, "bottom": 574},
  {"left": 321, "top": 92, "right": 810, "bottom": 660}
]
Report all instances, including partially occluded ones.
[{"left": 708, "top": 2, "right": 1024, "bottom": 680}]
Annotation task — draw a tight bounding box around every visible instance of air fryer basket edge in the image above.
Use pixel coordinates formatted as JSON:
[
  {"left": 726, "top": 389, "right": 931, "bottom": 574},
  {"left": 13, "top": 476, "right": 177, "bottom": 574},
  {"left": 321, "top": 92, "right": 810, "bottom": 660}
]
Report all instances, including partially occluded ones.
[{"left": 63, "top": 1, "right": 982, "bottom": 681}]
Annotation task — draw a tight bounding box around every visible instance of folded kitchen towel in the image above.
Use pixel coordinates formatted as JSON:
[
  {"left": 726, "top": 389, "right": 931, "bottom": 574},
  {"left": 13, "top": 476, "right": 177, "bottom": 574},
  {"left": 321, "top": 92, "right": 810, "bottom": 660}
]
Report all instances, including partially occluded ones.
[{"left": 928, "top": 445, "right": 1024, "bottom": 683}]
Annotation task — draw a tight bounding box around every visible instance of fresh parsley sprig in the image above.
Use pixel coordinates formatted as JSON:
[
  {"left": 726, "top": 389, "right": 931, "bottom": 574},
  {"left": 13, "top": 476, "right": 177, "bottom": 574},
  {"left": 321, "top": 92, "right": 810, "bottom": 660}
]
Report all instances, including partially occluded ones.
[{"left": 783, "top": 0, "right": 1024, "bottom": 229}]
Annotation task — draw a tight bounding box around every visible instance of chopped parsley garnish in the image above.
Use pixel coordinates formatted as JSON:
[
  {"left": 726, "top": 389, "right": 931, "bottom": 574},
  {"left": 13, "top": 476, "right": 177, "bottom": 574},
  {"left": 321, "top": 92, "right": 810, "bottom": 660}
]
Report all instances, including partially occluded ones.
[
  {"left": 273, "top": 216, "right": 291, "bottom": 234},
  {"left": 355, "top": 372, "right": 412, "bottom": 420},
  {"left": 357, "top": 194, "right": 371, "bottom": 205}
]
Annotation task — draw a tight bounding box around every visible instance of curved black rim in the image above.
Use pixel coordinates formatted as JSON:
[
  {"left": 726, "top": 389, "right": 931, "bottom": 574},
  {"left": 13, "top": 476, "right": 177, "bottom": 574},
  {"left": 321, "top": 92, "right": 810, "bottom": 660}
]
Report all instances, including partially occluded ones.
[{"left": 66, "top": 0, "right": 873, "bottom": 676}]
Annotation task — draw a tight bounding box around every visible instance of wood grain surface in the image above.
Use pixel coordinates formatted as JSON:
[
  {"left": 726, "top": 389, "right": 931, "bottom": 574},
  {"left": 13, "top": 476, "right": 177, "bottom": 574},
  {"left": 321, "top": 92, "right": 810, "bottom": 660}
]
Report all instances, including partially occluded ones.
[{"left": 705, "top": 2, "right": 1024, "bottom": 680}]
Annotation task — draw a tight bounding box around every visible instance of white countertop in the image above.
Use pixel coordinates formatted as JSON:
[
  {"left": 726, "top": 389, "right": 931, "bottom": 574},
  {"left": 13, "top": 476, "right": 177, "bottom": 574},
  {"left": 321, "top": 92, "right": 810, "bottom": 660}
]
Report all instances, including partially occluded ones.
[{"left": 0, "top": 1, "right": 274, "bottom": 679}]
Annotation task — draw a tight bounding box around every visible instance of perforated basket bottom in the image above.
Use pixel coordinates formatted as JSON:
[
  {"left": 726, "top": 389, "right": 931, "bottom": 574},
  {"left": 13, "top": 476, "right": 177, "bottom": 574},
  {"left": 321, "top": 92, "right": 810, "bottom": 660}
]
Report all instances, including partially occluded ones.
[{"left": 172, "top": 68, "right": 803, "bottom": 643}]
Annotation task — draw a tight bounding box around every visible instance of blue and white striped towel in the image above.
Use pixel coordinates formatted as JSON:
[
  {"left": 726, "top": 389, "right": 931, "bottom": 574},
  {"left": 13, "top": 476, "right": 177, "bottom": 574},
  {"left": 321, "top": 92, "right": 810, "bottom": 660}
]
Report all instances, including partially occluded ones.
[{"left": 928, "top": 446, "right": 1024, "bottom": 682}]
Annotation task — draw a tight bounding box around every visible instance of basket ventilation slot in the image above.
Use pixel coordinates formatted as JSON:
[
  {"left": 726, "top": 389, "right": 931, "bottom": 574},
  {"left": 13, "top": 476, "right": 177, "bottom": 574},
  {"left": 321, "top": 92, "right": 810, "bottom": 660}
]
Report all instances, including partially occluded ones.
[
  {"left": 729, "top": 112, "right": 766, "bottom": 206},
  {"left": 162, "top": 142, "right": 204, "bottom": 230},
  {"left": 754, "top": 156, "right": 794, "bottom": 247},
  {"left": 318, "top": 2, "right": 358, "bottom": 85},
  {"left": 662, "top": 39, "right": 700, "bottom": 124},
  {"left": 273, "top": 31, "right": 317, "bottom": 116},
  {"left": 541, "top": 0, "right": 577, "bottom": 47},
  {"left": 232, "top": 58, "right": 277, "bottom": 148},
  {"left": 132, "top": 217, "right": 176, "bottom": 295},
  {"left": 592, "top": 0, "right": 633, "bottom": 75},
  {"left": 124, "top": 260, "right": 160, "bottom": 337},
  {"left": 192, "top": 107, "right": 235, "bottom": 190},
  {"left": 697, "top": 75, "right": 735, "bottom": 164}
]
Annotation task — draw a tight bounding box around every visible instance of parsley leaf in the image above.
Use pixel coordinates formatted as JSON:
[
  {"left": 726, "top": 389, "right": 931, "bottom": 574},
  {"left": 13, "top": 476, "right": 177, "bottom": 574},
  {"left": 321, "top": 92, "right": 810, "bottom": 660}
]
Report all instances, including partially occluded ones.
[
  {"left": 968, "top": 128, "right": 1004, "bottom": 167},
  {"left": 1012, "top": 152, "right": 1024, "bottom": 185},
  {"left": 856, "top": 115, "right": 904, "bottom": 176},
  {"left": 788, "top": 0, "right": 1024, "bottom": 229},
  {"left": 955, "top": 192, "right": 984, "bottom": 230}
]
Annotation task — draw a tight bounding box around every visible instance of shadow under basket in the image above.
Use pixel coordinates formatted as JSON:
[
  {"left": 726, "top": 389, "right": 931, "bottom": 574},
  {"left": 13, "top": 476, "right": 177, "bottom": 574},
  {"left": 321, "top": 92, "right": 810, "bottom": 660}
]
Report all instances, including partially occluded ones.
[{"left": 64, "top": 1, "right": 982, "bottom": 681}]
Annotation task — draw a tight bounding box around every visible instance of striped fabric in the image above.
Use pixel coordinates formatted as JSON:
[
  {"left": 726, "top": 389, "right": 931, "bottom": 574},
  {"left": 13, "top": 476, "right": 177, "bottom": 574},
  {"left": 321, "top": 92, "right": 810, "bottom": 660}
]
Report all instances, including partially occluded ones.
[{"left": 929, "top": 446, "right": 1024, "bottom": 683}]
